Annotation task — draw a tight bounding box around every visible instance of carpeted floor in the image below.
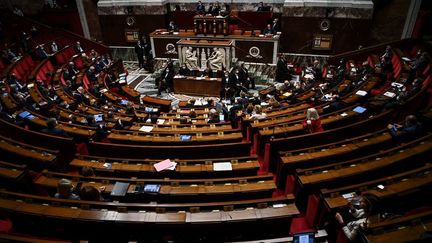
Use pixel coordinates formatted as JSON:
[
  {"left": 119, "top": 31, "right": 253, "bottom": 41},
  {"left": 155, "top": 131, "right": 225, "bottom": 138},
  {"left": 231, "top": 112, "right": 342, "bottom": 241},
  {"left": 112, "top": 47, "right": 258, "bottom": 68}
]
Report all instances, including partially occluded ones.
[{"left": 124, "top": 61, "right": 268, "bottom": 103}]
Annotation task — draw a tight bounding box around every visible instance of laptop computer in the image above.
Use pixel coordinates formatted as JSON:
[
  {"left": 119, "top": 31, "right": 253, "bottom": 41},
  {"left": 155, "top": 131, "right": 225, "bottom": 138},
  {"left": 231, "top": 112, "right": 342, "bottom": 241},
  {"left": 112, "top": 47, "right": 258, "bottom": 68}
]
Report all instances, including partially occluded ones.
[
  {"left": 110, "top": 182, "right": 130, "bottom": 197},
  {"left": 94, "top": 113, "right": 104, "bottom": 122},
  {"left": 293, "top": 232, "right": 315, "bottom": 243}
]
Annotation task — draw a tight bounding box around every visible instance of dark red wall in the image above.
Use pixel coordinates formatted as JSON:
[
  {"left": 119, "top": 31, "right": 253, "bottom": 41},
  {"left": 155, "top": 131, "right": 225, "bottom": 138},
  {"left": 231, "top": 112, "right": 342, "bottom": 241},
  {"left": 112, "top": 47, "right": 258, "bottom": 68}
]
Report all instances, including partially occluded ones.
[
  {"left": 99, "top": 15, "right": 167, "bottom": 46},
  {"left": 280, "top": 17, "right": 372, "bottom": 54}
]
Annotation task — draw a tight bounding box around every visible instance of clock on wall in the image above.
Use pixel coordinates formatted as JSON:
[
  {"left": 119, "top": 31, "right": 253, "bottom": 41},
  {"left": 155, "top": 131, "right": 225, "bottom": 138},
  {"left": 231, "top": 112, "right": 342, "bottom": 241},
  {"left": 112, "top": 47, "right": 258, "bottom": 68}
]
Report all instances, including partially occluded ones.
[{"left": 126, "top": 16, "right": 135, "bottom": 26}]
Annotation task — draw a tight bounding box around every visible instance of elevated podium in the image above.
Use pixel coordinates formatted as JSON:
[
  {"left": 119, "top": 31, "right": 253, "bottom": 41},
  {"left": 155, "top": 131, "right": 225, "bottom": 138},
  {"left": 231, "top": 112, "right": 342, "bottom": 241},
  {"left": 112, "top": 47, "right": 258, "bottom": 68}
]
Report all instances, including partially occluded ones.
[{"left": 194, "top": 15, "right": 228, "bottom": 36}]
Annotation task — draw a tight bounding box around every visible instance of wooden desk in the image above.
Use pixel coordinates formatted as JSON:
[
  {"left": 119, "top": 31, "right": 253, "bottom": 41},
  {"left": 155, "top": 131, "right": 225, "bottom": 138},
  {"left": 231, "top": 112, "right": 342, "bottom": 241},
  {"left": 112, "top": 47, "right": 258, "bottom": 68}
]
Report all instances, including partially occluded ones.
[
  {"left": 298, "top": 135, "right": 432, "bottom": 188},
  {"left": 322, "top": 163, "right": 432, "bottom": 210},
  {"left": 173, "top": 76, "right": 221, "bottom": 97}
]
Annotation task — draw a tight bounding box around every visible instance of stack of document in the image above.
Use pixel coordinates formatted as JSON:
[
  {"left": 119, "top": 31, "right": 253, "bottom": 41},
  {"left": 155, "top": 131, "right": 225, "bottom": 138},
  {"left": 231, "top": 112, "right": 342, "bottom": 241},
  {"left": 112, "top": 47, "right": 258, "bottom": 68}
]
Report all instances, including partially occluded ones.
[{"left": 154, "top": 159, "right": 177, "bottom": 172}]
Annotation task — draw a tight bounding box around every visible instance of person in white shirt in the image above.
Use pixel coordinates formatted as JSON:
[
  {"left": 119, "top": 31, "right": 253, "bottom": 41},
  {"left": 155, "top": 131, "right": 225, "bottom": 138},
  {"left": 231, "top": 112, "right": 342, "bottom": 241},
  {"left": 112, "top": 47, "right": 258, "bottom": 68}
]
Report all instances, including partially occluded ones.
[
  {"left": 249, "top": 105, "right": 267, "bottom": 120},
  {"left": 335, "top": 195, "right": 376, "bottom": 241}
]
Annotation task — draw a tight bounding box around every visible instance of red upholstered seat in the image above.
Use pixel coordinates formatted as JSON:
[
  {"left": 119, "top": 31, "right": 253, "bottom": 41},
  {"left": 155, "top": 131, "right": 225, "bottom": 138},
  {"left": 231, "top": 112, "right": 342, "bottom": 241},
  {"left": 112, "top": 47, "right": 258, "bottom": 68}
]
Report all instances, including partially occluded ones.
[
  {"left": 335, "top": 226, "right": 350, "bottom": 243},
  {"left": 423, "top": 64, "right": 430, "bottom": 76},
  {"left": 289, "top": 194, "right": 320, "bottom": 235},
  {"left": 285, "top": 175, "right": 297, "bottom": 195},
  {"left": 0, "top": 218, "right": 13, "bottom": 233}
]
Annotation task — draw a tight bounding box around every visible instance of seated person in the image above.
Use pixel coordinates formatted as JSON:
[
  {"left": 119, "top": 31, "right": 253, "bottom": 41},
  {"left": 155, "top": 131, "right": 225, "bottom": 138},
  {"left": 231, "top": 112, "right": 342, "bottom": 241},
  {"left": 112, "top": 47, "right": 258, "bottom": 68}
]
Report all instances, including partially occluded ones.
[
  {"left": 196, "top": 1, "right": 206, "bottom": 14},
  {"left": 186, "top": 98, "right": 196, "bottom": 108},
  {"left": 80, "top": 185, "right": 104, "bottom": 201},
  {"left": 335, "top": 194, "right": 377, "bottom": 242},
  {"left": 42, "top": 118, "right": 69, "bottom": 137},
  {"left": 387, "top": 115, "right": 424, "bottom": 143},
  {"left": 249, "top": 105, "right": 267, "bottom": 120},
  {"left": 207, "top": 108, "right": 220, "bottom": 123},
  {"left": 55, "top": 178, "right": 80, "bottom": 199},
  {"left": 302, "top": 108, "right": 324, "bottom": 133},
  {"left": 263, "top": 24, "right": 275, "bottom": 35},
  {"left": 86, "top": 66, "right": 98, "bottom": 84},
  {"left": 179, "top": 63, "right": 190, "bottom": 76},
  {"left": 80, "top": 166, "right": 95, "bottom": 177},
  {"left": 179, "top": 116, "right": 192, "bottom": 124},
  {"left": 257, "top": 2, "right": 266, "bottom": 11}
]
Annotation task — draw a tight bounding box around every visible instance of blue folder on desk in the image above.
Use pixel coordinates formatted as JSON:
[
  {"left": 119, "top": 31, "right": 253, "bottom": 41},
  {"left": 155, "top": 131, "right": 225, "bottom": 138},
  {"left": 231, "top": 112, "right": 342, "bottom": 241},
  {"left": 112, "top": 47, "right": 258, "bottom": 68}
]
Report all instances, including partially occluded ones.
[
  {"left": 353, "top": 106, "right": 366, "bottom": 114},
  {"left": 18, "top": 111, "right": 35, "bottom": 120},
  {"left": 180, "top": 135, "right": 192, "bottom": 141},
  {"left": 144, "top": 184, "right": 161, "bottom": 193}
]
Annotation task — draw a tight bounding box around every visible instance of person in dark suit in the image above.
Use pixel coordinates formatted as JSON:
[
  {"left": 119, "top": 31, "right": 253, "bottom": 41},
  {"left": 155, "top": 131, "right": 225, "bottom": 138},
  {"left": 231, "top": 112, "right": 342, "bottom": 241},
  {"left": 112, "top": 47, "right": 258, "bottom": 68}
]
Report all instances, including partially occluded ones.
[
  {"left": 168, "top": 21, "right": 178, "bottom": 33},
  {"left": 35, "top": 45, "right": 48, "bottom": 60},
  {"left": 134, "top": 41, "right": 145, "bottom": 69},
  {"left": 388, "top": 115, "right": 424, "bottom": 143},
  {"left": 179, "top": 63, "right": 190, "bottom": 76},
  {"left": 74, "top": 41, "right": 85, "bottom": 53},
  {"left": 86, "top": 66, "right": 98, "bottom": 84},
  {"left": 238, "top": 63, "right": 254, "bottom": 89},
  {"left": 41, "top": 118, "right": 69, "bottom": 137},
  {"left": 263, "top": 24, "right": 275, "bottom": 35},
  {"left": 157, "top": 60, "right": 175, "bottom": 95},
  {"left": 196, "top": 1, "right": 205, "bottom": 14},
  {"left": 275, "top": 55, "right": 289, "bottom": 83},
  {"left": 257, "top": 2, "right": 264, "bottom": 11},
  {"left": 272, "top": 18, "right": 280, "bottom": 33}
]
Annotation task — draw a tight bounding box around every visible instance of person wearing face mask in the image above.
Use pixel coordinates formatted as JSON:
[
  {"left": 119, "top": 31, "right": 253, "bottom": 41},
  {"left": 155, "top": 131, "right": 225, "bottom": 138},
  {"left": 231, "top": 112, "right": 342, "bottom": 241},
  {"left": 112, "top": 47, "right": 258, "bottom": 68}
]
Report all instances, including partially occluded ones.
[{"left": 335, "top": 195, "right": 377, "bottom": 242}]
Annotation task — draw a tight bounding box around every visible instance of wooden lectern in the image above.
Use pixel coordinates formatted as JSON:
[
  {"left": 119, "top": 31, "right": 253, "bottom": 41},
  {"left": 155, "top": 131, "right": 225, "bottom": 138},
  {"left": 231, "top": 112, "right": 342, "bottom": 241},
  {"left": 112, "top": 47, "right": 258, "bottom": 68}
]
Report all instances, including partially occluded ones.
[{"left": 194, "top": 15, "right": 228, "bottom": 35}]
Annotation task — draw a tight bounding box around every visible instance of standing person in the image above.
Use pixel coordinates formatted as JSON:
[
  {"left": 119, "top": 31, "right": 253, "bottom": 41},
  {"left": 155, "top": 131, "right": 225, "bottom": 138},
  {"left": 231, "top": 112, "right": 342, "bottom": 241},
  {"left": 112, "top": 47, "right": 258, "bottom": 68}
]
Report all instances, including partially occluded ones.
[
  {"left": 168, "top": 21, "right": 178, "bottom": 33},
  {"left": 302, "top": 108, "right": 324, "bottom": 133},
  {"left": 134, "top": 40, "right": 145, "bottom": 69}
]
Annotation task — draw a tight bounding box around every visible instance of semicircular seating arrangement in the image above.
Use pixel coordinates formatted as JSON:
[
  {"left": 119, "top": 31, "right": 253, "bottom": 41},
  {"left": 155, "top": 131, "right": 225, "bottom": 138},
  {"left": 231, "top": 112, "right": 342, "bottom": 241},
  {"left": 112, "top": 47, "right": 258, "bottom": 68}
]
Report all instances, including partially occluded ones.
[{"left": 0, "top": 12, "right": 432, "bottom": 243}]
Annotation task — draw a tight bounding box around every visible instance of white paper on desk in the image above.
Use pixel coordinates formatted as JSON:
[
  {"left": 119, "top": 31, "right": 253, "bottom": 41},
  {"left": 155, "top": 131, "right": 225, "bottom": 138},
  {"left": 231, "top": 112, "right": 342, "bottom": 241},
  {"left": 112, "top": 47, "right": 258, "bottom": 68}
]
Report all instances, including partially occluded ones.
[
  {"left": 213, "top": 162, "right": 232, "bottom": 171},
  {"left": 342, "top": 192, "right": 356, "bottom": 199},
  {"left": 402, "top": 57, "right": 411, "bottom": 62},
  {"left": 384, "top": 91, "right": 396, "bottom": 98},
  {"left": 260, "top": 102, "right": 269, "bottom": 106},
  {"left": 272, "top": 203, "right": 287, "bottom": 208},
  {"left": 355, "top": 90, "right": 367, "bottom": 96},
  {"left": 139, "top": 125, "right": 154, "bottom": 132},
  {"left": 340, "top": 112, "right": 348, "bottom": 117},
  {"left": 156, "top": 119, "right": 165, "bottom": 125},
  {"left": 166, "top": 162, "right": 177, "bottom": 170}
]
